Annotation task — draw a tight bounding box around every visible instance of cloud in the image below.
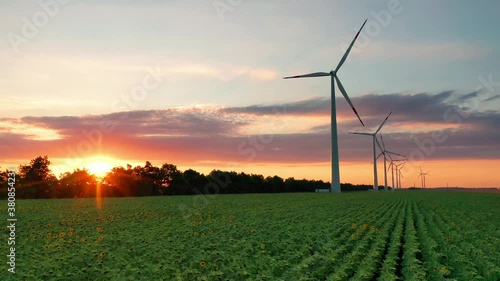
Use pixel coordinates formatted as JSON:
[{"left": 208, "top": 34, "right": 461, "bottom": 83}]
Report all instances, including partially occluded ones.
[
  {"left": 224, "top": 97, "right": 329, "bottom": 116},
  {"left": 3, "top": 52, "right": 278, "bottom": 83},
  {"left": 161, "top": 63, "right": 278, "bottom": 81},
  {"left": 223, "top": 91, "right": 465, "bottom": 128},
  {"left": 356, "top": 41, "right": 492, "bottom": 62},
  {"left": 0, "top": 119, "right": 62, "bottom": 140},
  {"left": 484, "top": 95, "right": 500, "bottom": 102},
  {"left": 225, "top": 90, "right": 497, "bottom": 133},
  {"left": 1, "top": 92, "right": 500, "bottom": 166},
  {"left": 244, "top": 69, "right": 278, "bottom": 80},
  {"left": 18, "top": 108, "right": 250, "bottom": 139}
]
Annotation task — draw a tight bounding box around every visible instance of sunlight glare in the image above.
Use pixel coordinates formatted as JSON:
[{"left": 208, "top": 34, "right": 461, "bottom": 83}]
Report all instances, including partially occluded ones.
[{"left": 86, "top": 161, "right": 113, "bottom": 177}]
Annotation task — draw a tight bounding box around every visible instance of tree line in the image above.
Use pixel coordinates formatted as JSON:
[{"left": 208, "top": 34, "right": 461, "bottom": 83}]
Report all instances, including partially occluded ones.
[{"left": 0, "top": 156, "right": 374, "bottom": 199}]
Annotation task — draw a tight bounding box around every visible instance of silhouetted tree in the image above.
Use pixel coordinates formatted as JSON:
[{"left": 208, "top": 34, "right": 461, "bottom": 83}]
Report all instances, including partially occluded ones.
[
  {"left": 6, "top": 157, "right": 374, "bottom": 198},
  {"left": 208, "top": 170, "right": 234, "bottom": 194},
  {"left": 250, "top": 174, "right": 265, "bottom": 193},
  {"left": 0, "top": 168, "right": 7, "bottom": 186},
  {"left": 132, "top": 161, "right": 164, "bottom": 196},
  {"left": 161, "top": 163, "right": 186, "bottom": 195},
  {"left": 102, "top": 165, "right": 138, "bottom": 197},
  {"left": 266, "top": 175, "right": 285, "bottom": 193},
  {"left": 340, "top": 183, "right": 373, "bottom": 191},
  {"left": 183, "top": 169, "right": 207, "bottom": 192},
  {"left": 0, "top": 168, "right": 9, "bottom": 197},
  {"left": 18, "top": 156, "right": 57, "bottom": 198},
  {"left": 58, "top": 169, "right": 97, "bottom": 198}
]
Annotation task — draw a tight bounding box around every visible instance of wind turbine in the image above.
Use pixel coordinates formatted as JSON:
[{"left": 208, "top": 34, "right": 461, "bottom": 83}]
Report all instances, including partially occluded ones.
[
  {"left": 350, "top": 112, "right": 392, "bottom": 191},
  {"left": 398, "top": 165, "right": 405, "bottom": 188},
  {"left": 379, "top": 135, "right": 388, "bottom": 191},
  {"left": 418, "top": 167, "right": 430, "bottom": 188},
  {"left": 378, "top": 133, "right": 405, "bottom": 191},
  {"left": 418, "top": 169, "right": 423, "bottom": 188},
  {"left": 371, "top": 152, "right": 387, "bottom": 190},
  {"left": 386, "top": 154, "right": 406, "bottom": 190},
  {"left": 377, "top": 133, "right": 406, "bottom": 191},
  {"left": 283, "top": 19, "right": 368, "bottom": 193},
  {"left": 394, "top": 161, "right": 406, "bottom": 189},
  {"left": 387, "top": 159, "right": 395, "bottom": 189}
]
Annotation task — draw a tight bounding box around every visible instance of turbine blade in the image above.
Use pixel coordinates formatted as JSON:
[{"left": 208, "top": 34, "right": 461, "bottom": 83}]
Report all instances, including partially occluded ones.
[
  {"left": 283, "top": 72, "right": 330, "bottom": 79},
  {"left": 349, "top": 132, "right": 372, "bottom": 136},
  {"left": 380, "top": 133, "right": 386, "bottom": 151},
  {"left": 385, "top": 150, "right": 405, "bottom": 158},
  {"left": 387, "top": 153, "right": 393, "bottom": 161},
  {"left": 375, "top": 111, "right": 392, "bottom": 134},
  {"left": 387, "top": 163, "right": 393, "bottom": 172},
  {"left": 335, "top": 19, "right": 368, "bottom": 72},
  {"left": 370, "top": 152, "right": 384, "bottom": 165},
  {"left": 396, "top": 161, "right": 406, "bottom": 167},
  {"left": 335, "top": 76, "right": 365, "bottom": 126},
  {"left": 375, "top": 136, "right": 383, "bottom": 152}
]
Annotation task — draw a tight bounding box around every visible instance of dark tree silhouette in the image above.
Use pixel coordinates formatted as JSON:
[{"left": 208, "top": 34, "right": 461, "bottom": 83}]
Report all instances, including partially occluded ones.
[
  {"left": 58, "top": 169, "right": 97, "bottom": 198},
  {"left": 5, "top": 157, "right": 373, "bottom": 199},
  {"left": 266, "top": 175, "right": 285, "bottom": 193},
  {"left": 161, "top": 163, "right": 186, "bottom": 195},
  {"left": 183, "top": 169, "right": 208, "bottom": 192},
  {"left": 0, "top": 168, "right": 7, "bottom": 185},
  {"left": 102, "top": 165, "right": 137, "bottom": 197},
  {"left": 132, "top": 161, "right": 164, "bottom": 196},
  {"left": 18, "top": 156, "right": 57, "bottom": 199},
  {"left": 208, "top": 170, "right": 236, "bottom": 194}
]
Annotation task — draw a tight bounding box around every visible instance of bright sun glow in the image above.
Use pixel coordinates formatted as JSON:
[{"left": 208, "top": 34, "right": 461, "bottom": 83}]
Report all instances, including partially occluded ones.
[{"left": 85, "top": 161, "right": 113, "bottom": 177}]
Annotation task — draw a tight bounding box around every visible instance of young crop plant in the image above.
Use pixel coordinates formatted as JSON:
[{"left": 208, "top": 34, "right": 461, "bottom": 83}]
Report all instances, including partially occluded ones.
[{"left": 2, "top": 191, "right": 498, "bottom": 280}]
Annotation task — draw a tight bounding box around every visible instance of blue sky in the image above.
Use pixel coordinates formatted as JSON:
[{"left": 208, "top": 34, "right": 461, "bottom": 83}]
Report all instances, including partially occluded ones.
[
  {"left": 1, "top": 0, "right": 500, "bottom": 187},
  {"left": 2, "top": 0, "right": 499, "bottom": 116}
]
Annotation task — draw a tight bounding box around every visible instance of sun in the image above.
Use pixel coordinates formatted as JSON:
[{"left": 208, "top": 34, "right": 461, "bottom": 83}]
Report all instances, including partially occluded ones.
[{"left": 86, "top": 161, "right": 113, "bottom": 177}]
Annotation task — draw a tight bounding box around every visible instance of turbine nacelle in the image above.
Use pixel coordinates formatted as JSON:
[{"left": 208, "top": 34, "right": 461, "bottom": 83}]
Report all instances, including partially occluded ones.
[{"left": 283, "top": 19, "right": 368, "bottom": 128}]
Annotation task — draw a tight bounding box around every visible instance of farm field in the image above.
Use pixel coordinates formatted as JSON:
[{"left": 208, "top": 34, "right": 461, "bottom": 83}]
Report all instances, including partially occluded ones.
[{"left": 2, "top": 191, "right": 499, "bottom": 280}]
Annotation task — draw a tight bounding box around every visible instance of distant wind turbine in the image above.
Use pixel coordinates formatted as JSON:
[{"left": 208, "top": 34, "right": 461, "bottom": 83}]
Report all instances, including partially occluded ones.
[
  {"left": 283, "top": 19, "right": 368, "bottom": 193},
  {"left": 394, "top": 161, "right": 406, "bottom": 189},
  {"left": 387, "top": 156, "right": 405, "bottom": 189},
  {"left": 350, "top": 112, "right": 392, "bottom": 191},
  {"left": 418, "top": 167, "right": 430, "bottom": 188},
  {"left": 378, "top": 133, "right": 405, "bottom": 191}
]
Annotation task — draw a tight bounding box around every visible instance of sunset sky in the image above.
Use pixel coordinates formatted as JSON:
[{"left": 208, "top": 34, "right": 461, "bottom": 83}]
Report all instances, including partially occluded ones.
[{"left": 1, "top": 0, "right": 499, "bottom": 188}]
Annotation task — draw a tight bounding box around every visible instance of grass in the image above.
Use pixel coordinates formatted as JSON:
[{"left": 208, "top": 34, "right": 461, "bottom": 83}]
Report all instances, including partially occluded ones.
[{"left": 2, "top": 191, "right": 499, "bottom": 280}]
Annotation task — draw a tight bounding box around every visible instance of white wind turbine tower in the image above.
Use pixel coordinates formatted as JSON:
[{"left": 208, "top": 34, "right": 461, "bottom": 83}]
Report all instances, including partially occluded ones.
[
  {"left": 378, "top": 133, "right": 405, "bottom": 191},
  {"left": 418, "top": 168, "right": 424, "bottom": 188},
  {"left": 284, "top": 19, "right": 368, "bottom": 193},
  {"left": 377, "top": 135, "right": 388, "bottom": 191},
  {"left": 394, "top": 161, "right": 406, "bottom": 189},
  {"left": 418, "top": 167, "right": 430, "bottom": 188},
  {"left": 386, "top": 156, "right": 399, "bottom": 189},
  {"left": 398, "top": 164, "right": 405, "bottom": 188},
  {"left": 350, "top": 112, "right": 392, "bottom": 191},
  {"left": 387, "top": 157, "right": 406, "bottom": 189},
  {"left": 387, "top": 159, "right": 395, "bottom": 189}
]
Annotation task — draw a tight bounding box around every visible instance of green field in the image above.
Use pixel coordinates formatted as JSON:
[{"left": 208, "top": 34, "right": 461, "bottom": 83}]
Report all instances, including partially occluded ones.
[{"left": 2, "top": 191, "right": 500, "bottom": 280}]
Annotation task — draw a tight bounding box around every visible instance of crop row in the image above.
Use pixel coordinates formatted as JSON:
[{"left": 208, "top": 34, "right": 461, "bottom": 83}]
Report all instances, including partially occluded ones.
[{"left": 2, "top": 191, "right": 499, "bottom": 280}]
